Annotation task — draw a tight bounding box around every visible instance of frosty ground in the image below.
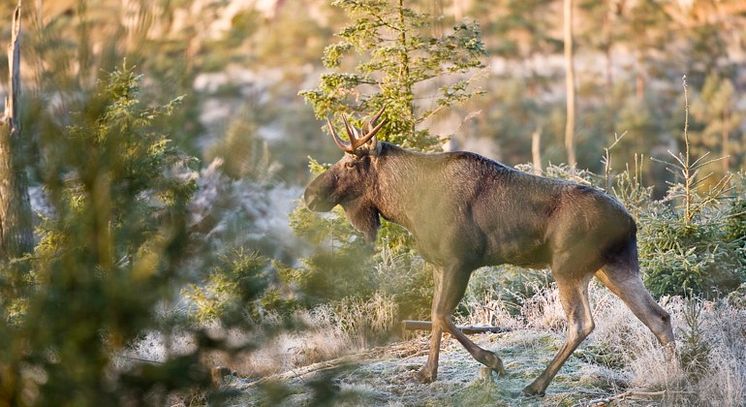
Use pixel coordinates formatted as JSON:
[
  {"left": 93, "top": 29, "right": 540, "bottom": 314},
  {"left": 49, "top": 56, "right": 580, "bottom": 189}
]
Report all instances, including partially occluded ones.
[
  {"left": 213, "top": 283, "right": 745, "bottom": 406},
  {"left": 228, "top": 329, "right": 669, "bottom": 406}
]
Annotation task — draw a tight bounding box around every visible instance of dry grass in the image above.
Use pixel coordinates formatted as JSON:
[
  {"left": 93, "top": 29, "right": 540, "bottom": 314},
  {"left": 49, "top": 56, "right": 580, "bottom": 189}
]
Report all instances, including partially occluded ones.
[
  {"left": 196, "top": 293, "right": 399, "bottom": 377},
  {"left": 205, "top": 277, "right": 745, "bottom": 405},
  {"left": 460, "top": 280, "right": 746, "bottom": 406},
  {"left": 184, "top": 273, "right": 746, "bottom": 406}
]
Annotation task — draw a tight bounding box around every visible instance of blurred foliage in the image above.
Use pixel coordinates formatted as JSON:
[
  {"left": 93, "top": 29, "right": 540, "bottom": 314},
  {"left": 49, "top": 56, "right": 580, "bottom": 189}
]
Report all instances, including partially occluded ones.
[
  {"left": 0, "top": 0, "right": 742, "bottom": 185},
  {"left": 0, "top": 65, "right": 209, "bottom": 405},
  {"left": 690, "top": 73, "right": 743, "bottom": 178},
  {"left": 205, "top": 109, "right": 277, "bottom": 181},
  {"left": 0, "top": 62, "right": 340, "bottom": 406},
  {"left": 287, "top": 204, "right": 378, "bottom": 305},
  {"left": 184, "top": 249, "right": 270, "bottom": 325},
  {"left": 725, "top": 192, "right": 746, "bottom": 250}
]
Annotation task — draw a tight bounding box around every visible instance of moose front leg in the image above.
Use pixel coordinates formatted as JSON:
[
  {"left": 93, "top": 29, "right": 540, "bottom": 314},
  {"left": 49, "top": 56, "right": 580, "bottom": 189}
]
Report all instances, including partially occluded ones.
[
  {"left": 418, "top": 264, "right": 506, "bottom": 383},
  {"left": 417, "top": 268, "right": 443, "bottom": 383}
]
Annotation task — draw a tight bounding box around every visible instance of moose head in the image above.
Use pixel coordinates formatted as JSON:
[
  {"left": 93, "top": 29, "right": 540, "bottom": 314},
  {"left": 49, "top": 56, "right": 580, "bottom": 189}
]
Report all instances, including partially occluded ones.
[{"left": 303, "top": 108, "right": 387, "bottom": 241}]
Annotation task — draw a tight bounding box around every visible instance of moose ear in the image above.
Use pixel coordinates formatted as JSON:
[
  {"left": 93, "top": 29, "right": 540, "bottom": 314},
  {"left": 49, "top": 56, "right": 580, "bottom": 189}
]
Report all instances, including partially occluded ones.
[
  {"left": 352, "top": 136, "right": 381, "bottom": 157},
  {"left": 368, "top": 136, "right": 382, "bottom": 156}
]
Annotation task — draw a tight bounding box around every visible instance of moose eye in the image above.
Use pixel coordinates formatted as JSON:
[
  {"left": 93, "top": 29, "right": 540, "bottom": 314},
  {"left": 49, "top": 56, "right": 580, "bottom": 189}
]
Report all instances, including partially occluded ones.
[{"left": 344, "top": 161, "right": 355, "bottom": 169}]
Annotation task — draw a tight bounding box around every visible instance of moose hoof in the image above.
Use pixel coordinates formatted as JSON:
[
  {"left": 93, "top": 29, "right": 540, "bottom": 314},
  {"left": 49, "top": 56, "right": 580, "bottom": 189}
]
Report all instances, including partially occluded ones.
[
  {"left": 480, "top": 351, "right": 507, "bottom": 377},
  {"left": 663, "top": 343, "right": 678, "bottom": 364},
  {"left": 416, "top": 367, "right": 437, "bottom": 384},
  {"left": 521, "top": 384, "right": 546, "bottom": 397}
]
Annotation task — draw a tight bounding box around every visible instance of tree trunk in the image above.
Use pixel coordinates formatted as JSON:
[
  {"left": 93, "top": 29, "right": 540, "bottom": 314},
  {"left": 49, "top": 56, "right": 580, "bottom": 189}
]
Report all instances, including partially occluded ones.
[
  {"left": 722, "top": 109, "right": 730, "bottom": 175},
  {"left": 531, "top": 127, "right": 542, "bottom": 175},
  {"left": 397, "top": 0, "right": 416, "bottom": 139},
  {"left": 634, "top": 50, "right": 645, "bottom": 101},
  {"left": 0, "top": 4, "right": 33, "bottom": 261},
  {"left": 563, "top": 0, "right": 577, "bottom": 168}
]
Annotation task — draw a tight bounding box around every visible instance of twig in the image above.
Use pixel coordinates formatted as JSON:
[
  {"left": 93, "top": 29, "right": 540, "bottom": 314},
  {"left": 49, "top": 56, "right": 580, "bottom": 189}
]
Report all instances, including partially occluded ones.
[
  {"left": 401, "top": 320, "right": 512, "bottom": 335},
  {"left": 115, "top": 354, "right": 164, "bottom": 364},
  {"left": 585, "top": 389, "right": 692, "bottom": 406}
]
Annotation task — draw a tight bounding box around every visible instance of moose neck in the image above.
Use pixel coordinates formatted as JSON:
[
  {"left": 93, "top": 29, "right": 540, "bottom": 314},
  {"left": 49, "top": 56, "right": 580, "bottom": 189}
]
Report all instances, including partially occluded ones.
[{"left": 369, "top": 143, "right": 432, "bottom": 231}]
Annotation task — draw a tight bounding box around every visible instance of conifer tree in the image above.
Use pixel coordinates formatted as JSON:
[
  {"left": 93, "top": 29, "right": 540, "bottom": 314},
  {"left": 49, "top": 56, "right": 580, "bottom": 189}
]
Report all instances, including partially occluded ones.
[{"left": 300, "top": 0, "right": 485, "bottom": 150}]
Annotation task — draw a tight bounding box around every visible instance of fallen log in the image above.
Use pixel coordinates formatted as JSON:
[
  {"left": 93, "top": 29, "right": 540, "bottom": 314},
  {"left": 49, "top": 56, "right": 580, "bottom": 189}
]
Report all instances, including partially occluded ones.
[
  {"left": 401, "top": 320, "right": 511, "bottom": 335},
  {"left": 238, "top": 354, "right": 370, "bottom": 389}
]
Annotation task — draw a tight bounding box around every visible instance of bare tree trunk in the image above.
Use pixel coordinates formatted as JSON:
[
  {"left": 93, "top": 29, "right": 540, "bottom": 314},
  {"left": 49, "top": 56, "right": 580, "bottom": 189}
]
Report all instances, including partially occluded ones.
[
  {"left": 603, "top": 3, "right": 613, "bottom": 95},
  {"left": 0, "top": 4, "right": 33, "bottom": 261},
  {"left": 634, "top": 50, "right": 645, "bottom": 101},
  {"left": 531, "top": 127, "right": 542, "bottom": 175},
  {"left": 563, "top": 0, "right": 577, "bottom": 168},
  {"left": 720, "top": 109, "right": 729, "bottom": 175},
  {"left": 398, "top": 0, "right": 415, "bottom": 138}
]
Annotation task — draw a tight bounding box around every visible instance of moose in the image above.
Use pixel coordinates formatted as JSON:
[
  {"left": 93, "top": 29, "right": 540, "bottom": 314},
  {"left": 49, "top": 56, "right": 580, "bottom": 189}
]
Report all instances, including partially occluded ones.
[{"left": 303, "top": 108, "right": 675, "bottom": 396}]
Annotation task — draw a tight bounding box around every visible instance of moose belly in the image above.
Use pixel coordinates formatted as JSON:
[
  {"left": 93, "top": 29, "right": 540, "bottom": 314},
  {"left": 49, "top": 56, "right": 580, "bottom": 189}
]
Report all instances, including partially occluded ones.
[
  {"left": 484, "top": 232, "right": 551, "bottom": 269},
  {"left": 410, "top": 222, "right": 550, "bottom": 269}
]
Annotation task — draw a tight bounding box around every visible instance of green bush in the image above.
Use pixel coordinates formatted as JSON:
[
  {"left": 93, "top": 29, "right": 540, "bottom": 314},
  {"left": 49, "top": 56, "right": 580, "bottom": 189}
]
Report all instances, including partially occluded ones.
[
  {"left": 0, "top": 64, "right": 300, "bottom": 405},
  {"left": 372, "top": 246, "right": 434, "bottom": 320},
  {"left": 724, "top": 194, "right": 746, "bottom": 248},
  {"left": 638, "top": 204, "right": 745, "bottom": 298},
  {"left": 184, "top": 248, "right": 270, "bottom": 324}
]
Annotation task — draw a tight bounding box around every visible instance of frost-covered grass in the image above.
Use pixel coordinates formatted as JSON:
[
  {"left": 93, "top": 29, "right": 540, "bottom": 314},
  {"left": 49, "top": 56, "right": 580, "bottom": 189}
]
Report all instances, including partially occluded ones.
[
  {"left": 161, "top": 293, "right": 398, "bottom": 378},
  {"left": 220, "top": 281, "right": 746, "bottom": 406}
]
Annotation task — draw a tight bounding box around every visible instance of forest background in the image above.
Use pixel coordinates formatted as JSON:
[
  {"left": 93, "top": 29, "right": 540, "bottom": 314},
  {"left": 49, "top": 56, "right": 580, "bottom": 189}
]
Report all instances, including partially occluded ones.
[{"left": 0, "top": 0, "right": 744, "bottom": 405}]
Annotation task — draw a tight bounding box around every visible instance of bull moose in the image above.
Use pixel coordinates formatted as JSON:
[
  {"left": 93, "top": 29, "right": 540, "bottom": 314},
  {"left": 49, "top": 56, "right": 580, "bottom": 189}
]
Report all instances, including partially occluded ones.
[{"left": 303, "top": 108, "right": 675, "bottom": 396}]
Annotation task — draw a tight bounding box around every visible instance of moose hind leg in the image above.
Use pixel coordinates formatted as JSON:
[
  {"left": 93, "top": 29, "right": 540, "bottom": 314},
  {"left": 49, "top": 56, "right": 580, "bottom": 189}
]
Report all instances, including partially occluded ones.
[
  {"left": 523, "top": 274, "right": 595, "bottom": 396},
  {"left": 596, "top": 264, "right": 675, "bottom": 348}
]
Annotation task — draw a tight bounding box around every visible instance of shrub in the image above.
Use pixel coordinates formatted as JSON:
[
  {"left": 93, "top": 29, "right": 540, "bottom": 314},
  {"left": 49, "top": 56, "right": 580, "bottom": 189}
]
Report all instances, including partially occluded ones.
[
  {"left": 679, "top": 299, "right": 711, "bottom": 381},
  {"left": 184, "top": 249, "right": 270, "bottom": 324},
  {"left": 637, "top": 79, "right": 745, "bottom": 298},
  {"left": 638, "top": 202, "right": 746, "bottom": 298},
  {"left": 373, "top": 246, "right": 433, "bottom": 320}
]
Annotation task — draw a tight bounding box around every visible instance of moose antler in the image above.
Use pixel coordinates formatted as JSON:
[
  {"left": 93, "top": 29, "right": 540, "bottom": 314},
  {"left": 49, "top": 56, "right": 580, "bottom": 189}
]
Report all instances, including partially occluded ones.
[{"left": 326, "top": 107, "right": 386, "bottom": 153}]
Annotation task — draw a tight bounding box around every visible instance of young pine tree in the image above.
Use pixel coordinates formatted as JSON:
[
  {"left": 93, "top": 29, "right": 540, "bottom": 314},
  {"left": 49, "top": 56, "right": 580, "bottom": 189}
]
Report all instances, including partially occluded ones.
[
  {"left": 286, "top": 0, "right": 486, "bottom": 317},
  {"left": 300, "top": 0, "right": 486, "bottom": 150}
]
